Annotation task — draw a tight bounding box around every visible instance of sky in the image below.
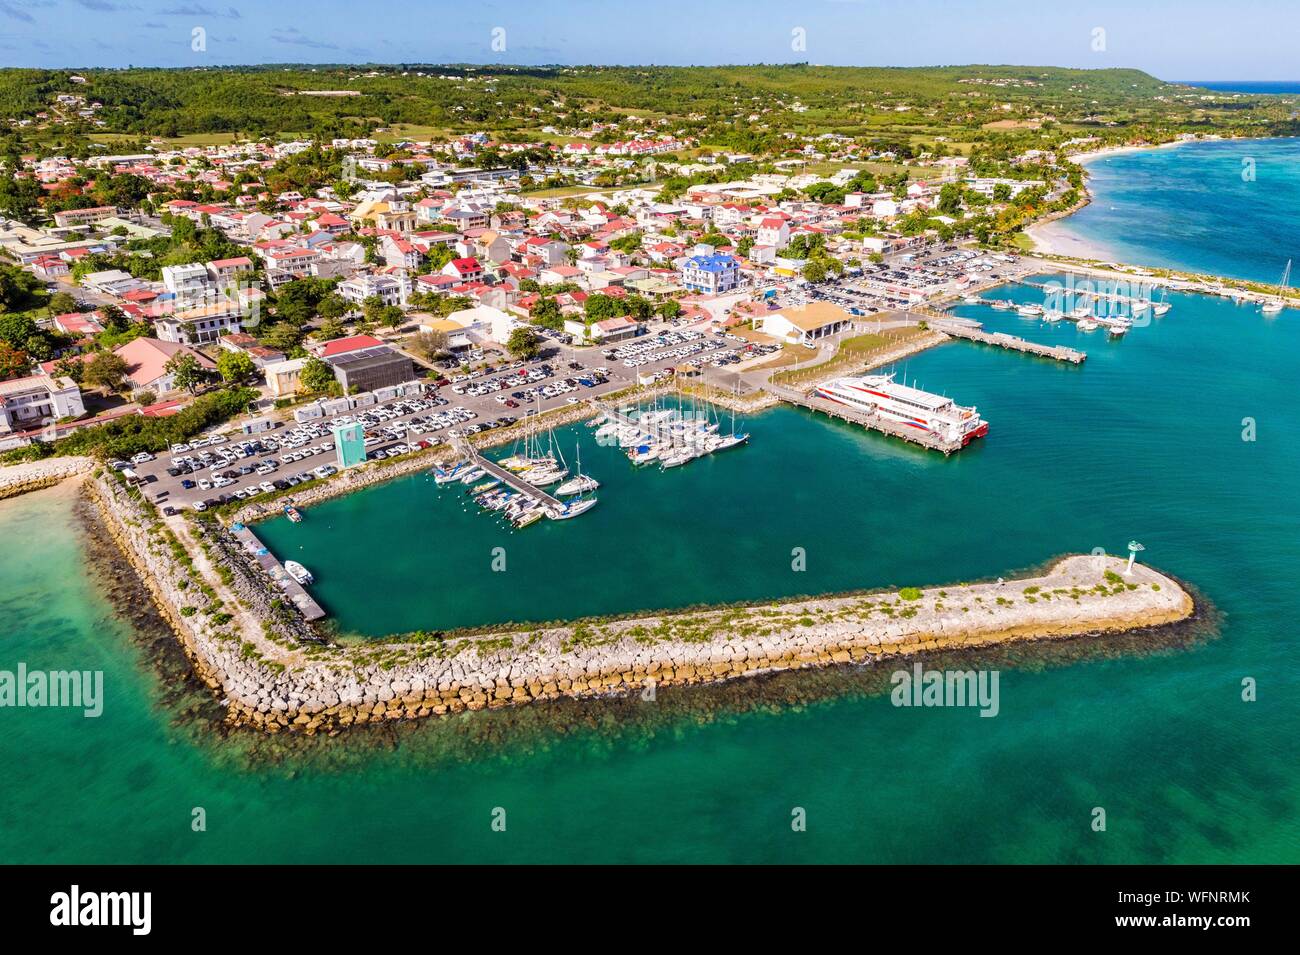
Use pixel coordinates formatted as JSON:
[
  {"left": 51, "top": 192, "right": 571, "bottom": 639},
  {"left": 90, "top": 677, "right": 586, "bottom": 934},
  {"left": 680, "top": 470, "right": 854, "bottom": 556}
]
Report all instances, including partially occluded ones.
[{"left": 0, "top": 0, "right": 1294, "bottom": 79}]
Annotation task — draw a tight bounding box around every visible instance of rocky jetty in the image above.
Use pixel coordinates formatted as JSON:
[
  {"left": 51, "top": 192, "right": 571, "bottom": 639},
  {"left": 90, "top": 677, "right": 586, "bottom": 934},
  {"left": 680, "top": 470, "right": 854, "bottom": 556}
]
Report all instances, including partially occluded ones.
[
  {"left": 0, "top": 456, "right": 94, "bottom": 500},
  {"left": 87, "top": 464, "right": 1195, "bottom": 735}
]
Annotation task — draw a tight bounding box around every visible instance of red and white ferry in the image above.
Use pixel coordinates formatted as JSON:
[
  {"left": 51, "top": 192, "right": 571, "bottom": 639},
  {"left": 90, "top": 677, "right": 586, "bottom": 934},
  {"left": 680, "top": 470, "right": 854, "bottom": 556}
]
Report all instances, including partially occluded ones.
[{"left": 815, "top": 374, "right": 989, "bottom": 445}]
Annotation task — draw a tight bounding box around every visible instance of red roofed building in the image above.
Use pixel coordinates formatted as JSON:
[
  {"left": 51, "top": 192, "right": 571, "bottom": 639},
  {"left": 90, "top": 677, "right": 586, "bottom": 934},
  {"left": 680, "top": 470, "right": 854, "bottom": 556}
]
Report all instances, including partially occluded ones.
[
  {"left": 310, "top": 334, "right": 384, "bottom": 359},
  {"left": 442, "top": 257, "right": 484, "bottom": 281}
]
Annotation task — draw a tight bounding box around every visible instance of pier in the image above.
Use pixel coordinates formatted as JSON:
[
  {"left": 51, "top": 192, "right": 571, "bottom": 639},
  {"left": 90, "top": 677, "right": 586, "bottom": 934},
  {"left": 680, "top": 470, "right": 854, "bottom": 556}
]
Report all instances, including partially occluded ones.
[
  {"left": 228, "top": 523, "right": 327, "bottom": 622},
  {"left": 590, "top": 398, "right": 684, "bottom": 445},
  {"left": 763, "top": 383, "right": 966, "bottom": 454},
  {"left": 930, "top": 318, "right": 1087, "bottom": 364},
  {"left": 452, "top": 434, "right": 563, "bottom": 509}
]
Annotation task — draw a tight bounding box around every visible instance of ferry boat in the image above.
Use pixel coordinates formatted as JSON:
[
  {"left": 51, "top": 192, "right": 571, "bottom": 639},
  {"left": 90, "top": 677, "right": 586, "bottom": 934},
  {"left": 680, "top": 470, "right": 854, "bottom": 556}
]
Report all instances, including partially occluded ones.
[
  {"left": 815, "top": 374, "right": 989, "bottom": 446},
  {"left": 284, "top": 561, "right": 314, "bottom": 585},
  {"left": 283, "top": 504, "right": 303, "bottom": 523}
]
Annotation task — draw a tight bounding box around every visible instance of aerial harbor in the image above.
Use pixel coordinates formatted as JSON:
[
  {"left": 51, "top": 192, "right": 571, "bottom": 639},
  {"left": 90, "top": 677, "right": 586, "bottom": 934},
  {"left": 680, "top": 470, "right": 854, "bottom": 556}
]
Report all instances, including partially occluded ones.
[{"left": 0, "top": 2, "right": 1294, "bottom": 899}]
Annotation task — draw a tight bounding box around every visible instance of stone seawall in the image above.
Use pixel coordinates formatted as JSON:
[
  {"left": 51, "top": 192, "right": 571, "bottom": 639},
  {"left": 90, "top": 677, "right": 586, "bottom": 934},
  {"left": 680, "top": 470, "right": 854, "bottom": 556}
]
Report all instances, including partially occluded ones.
[
  {"left": 0, "top": 456, "right": 94, "bottom": 500},
  {"left": 86, "top": 463, "right": 1197, "bottom": 736}
]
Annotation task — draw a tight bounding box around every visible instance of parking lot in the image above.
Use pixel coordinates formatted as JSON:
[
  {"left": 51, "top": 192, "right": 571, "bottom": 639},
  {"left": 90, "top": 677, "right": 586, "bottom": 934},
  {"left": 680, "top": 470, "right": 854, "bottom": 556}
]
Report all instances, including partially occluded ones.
[{"left": 118, "top": 331, "right": 753, "bottom": 511}]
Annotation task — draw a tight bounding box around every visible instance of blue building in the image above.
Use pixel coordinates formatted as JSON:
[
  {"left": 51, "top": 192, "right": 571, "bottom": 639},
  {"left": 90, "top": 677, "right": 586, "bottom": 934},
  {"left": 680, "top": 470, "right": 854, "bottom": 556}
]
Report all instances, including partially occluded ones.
[{"left": 680, "top": 253, "right": 740, "bottom": 295}]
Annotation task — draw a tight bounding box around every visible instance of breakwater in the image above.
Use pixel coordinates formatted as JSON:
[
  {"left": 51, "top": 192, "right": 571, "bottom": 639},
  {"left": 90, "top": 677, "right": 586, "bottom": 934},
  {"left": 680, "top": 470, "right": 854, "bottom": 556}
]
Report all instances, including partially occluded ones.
[
  {"left": 85, "top": 466, "right": 1196, "bottom": 736},
  {"left": 0, "top": 456, "right": 94, "bottom": 500}
]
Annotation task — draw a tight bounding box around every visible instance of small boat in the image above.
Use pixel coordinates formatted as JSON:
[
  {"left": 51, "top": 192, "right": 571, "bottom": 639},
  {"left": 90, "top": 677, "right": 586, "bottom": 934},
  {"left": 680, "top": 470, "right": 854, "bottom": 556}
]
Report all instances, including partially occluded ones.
[
  {"left": 547, "top": 498, "right": 597, "bottom": 520},
  {"left": 432, "top": 462, "right": 468, "bottom": 485},
  {"left": 524, "top": 468, "right": 568, "bottom": 487},
  {"left": 1262, "top": 260, "right": 1290, "bottom": 314},
  {"left": 458, "top": 466, "right": 486, "bottom": 484},
  {"left": 660, "top": 448, "right": 698, "bottom": 469},
  {"left": 556, "top": 474, "right": 600, "bottom": 495},
  {"left": 1153, "top": 302, "right": 1171, "bottom": 316},
  {"left": 627, "top": 443, "right": 662, "bottom": 465},
  {"left": 470, "top": 479, "right": 500, "bottom": 495},
  {"left": 962, "top": 294, "right": 981, "bottom": 304},
  {"left": 514, "top": 508, "right": 544, "bottom": 528},
  {"left": 1016, "top": 303, "right": 1043, "bottom": 317},
  {"left": 1077, "top": 318, "right": 1100, "bottom": 331},
  {"left": 713, "top": 432, "right": 750, "bottom": 451},
  {"left": 1072, "top": 303, "right": 1092, "bottom": 319},
  {"left": 990, "top": 299, "right": 1013, "bottom": 311},
  {"left": 1043, "top": 310, "right": 1063, "bottom": 323},
  {"left": 284, "top": 560, "right": 314, "bottom": 585},
  {"left": 283, "top": 504, "right": 303, "bottom": 523},
  {"left": 1107, "top": 321, "right": 1130, "bottom": 336}
]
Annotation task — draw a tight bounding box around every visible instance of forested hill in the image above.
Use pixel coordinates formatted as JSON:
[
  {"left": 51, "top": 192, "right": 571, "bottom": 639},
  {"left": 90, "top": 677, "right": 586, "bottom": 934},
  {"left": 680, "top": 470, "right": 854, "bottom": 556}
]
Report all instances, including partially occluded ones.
[{"left": 0, "top": 63, "right": 1286, "bottom": 147}]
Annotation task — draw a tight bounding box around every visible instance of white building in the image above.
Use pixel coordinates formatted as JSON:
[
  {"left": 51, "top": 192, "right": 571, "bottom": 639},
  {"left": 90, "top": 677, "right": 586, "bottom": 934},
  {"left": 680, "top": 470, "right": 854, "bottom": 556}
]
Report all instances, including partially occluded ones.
[{"left": 0, "top": 374, "right": 85, "bottom": 435}]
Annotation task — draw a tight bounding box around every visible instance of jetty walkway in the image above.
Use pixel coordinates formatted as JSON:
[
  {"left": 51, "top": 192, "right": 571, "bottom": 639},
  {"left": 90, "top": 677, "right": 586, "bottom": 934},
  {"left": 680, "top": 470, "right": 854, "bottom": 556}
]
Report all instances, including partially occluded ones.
[
  {"left": 452, "top": 434, "right": 562, "bottom": 509},
  {"left": 929, "top": 317, "right": 1086, "bottom": 364},
  {"left": 228, "top": 522, "right": 327, "bottom": 622},
  {"left": 763, "top": 383, "right": 966, "bottom": 455}
]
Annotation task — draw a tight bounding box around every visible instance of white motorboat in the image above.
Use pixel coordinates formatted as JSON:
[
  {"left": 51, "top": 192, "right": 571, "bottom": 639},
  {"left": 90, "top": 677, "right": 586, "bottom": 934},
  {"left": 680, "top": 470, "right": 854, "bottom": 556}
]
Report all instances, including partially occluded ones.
[
  {"left": 432, "top": 462, "right": 468, "bottom": 485},
  {"left": 457, "top": 466, "right": 486, "bottom": 484},
  {"left": 284, "top": 560, "right": 314, "bottom": 585}
]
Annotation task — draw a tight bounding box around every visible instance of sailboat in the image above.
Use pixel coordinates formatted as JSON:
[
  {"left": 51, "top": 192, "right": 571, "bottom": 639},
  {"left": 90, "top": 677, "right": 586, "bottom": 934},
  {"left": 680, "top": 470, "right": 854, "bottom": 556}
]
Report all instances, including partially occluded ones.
[
  {"left": 1262, "top": 260, "right": 1290, "bottom": 315},
  {"left": 556, "top": 441, "right": 600, "bottom": 495}
]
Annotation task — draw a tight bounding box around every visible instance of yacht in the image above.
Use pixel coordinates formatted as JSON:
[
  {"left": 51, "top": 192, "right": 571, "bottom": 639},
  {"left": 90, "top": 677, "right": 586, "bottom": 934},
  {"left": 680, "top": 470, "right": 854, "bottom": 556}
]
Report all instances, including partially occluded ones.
[
  {"left": 522, "top": 467, "right": 568, "bottom": 487},
  {"left": 556, "top": 474, "right": 600, "bottom": 495},
  {"left": 990, "top": 299, "right": 1013, "bottom": 311},
  {"left": 546, "top": 498, "right": 598, "bottom": 521},
  {"left": 1263, "top": 259, "right": 1290, "bottom": 315},
  {"left": 457, "top": 466, "right": 486, "bottom": 485},
  {"left": 284, "top": 561, "right": 314, "bottom": 585},
  {"left": 432, "top": 462, "right": 468, "bottom": 485},
  {"left": 1016, "top": 303, "right": 1044, "bottom": 317},
  {"left": 1077, "top": 318, "right": 1100, "bottom": 332}
]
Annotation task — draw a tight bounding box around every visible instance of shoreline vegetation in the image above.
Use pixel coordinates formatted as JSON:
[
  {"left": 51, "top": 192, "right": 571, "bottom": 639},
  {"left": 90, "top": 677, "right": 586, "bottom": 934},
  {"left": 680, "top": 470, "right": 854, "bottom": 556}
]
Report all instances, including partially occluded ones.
[{"left": 69, "top": 463, "right": 1194, "bottom": 735}]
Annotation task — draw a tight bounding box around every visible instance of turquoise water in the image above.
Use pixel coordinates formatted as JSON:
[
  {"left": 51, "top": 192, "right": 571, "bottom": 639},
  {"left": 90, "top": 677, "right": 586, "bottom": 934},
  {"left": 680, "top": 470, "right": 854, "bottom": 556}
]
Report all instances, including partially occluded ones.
[
  {"left": 2, "top": 277, "right": 1299, "bottom": 863},
  {"left": 1043, "top": 137, "right": 1300, "bottom": 283}
]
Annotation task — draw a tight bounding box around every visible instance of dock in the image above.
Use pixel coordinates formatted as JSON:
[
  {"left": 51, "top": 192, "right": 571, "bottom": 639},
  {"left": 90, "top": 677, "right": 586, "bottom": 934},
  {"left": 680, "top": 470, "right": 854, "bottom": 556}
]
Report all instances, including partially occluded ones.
[
  {"left": 591, "top": 398, "right": 686, "bottom": 445},
  {"left": 228, "top": 523, "right": 327, "bottom": 622},
  {"left": 452, "top": 434, "right": 563, "bottom": 509},
  {"left": 931, "top": 318, "right": 1086, "bottom": 364},
  {"left": 763, "top": 383, "right": 966, "bottom": 455}
]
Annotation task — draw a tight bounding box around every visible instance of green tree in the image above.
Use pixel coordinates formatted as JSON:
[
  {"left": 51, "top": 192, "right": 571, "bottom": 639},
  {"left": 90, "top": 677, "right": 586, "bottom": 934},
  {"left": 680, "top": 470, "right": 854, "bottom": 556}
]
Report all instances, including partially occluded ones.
[
  {"left": 506, "top": 326, "right": 541, "bottom": 360},
  {"left": 299, "top": 356, "right": 336, "bottom": 394},
  {"left": 47, "top": 291, "right": 79, "bottom": 315},
  {"left": 164, "top": 353, "right": 206, "bottom": 395},
  {"left": 216, "top": 350, "right": 257, "bottom": 385},
  {"left": 82, "top": 351, "right": 130, "bottom": 391}
]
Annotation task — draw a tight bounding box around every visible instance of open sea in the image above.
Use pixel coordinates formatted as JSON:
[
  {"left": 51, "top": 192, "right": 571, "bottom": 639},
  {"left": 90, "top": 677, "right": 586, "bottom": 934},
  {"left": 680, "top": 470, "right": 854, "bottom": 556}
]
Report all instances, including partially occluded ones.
[{"left": 3, "top": 149, "right": 1300, "bottom": 861}]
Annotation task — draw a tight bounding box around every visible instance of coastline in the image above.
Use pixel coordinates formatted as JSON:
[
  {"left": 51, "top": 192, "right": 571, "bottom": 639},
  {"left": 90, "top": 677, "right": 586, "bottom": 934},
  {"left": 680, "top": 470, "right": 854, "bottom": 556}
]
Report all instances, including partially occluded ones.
[
  {"left": 1025, "top": 138, "right": 1201, "bottom": 258},
  {"left": 81, "top": 462, "right": 1195, "bottom": 734}
]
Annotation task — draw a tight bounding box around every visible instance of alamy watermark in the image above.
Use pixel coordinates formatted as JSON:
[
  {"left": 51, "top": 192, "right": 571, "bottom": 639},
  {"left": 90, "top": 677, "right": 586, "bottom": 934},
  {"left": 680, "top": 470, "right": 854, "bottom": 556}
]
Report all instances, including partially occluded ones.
[
  {"left": 891, "top": 662, "right": 1000, "bottom": 717},
  {"left": 0, "top": 663, "right": 103, "bottom": 717}
]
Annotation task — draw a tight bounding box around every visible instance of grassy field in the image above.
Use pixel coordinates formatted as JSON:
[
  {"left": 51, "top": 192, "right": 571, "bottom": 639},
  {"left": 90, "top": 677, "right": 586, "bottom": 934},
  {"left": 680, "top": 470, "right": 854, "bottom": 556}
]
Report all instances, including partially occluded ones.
[{"left": 771, "top": 326, "right": 932, "bottom": 386}]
